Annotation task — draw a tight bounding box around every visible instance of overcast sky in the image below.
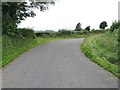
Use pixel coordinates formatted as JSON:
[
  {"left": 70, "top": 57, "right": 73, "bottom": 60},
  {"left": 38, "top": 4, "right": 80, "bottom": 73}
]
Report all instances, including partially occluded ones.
[{"left": 18, "top": 0, "right": 119, "bottom": 31}]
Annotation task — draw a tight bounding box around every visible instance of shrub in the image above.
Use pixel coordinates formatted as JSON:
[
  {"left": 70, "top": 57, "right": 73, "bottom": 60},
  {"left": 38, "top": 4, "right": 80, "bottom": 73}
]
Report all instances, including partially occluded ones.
[
  {"left": 58, "top": 29, "right": 72, "bottom": 37},
  {"left": 16, "top": 28, "right": 36, "bottom": 38},
  {"left": 42, "top": 34, "right": 50, "bottom": 38},
  {"left": 2, "top": 14, "right": 17, "bottom": 37},
  {"left": 110, "top": 21, "right": 120, "bottom": 32}
]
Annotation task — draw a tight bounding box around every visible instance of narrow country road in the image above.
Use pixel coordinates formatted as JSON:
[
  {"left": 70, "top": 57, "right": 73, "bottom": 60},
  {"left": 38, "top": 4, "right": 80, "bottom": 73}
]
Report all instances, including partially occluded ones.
[{"left": 2, "top": 38, "right": 118, "bottom": 88}]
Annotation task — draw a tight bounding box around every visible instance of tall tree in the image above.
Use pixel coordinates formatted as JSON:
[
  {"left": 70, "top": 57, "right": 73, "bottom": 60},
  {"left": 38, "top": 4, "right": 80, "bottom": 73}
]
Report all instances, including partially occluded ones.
[
  {"left": 85, "top": 26, "right": 90, "bottom": 31},
  {"left": 2, "top": 1, "right": 55, "bottom": 24},
  {"left": 75, "top": 22, "right": 82, "bottom": 31},
  {"left": 99, "top": 21, "right": 108, "bottom": 29},
  {"left": 2, "top": 0, "right": 55, "bottom": 36}
]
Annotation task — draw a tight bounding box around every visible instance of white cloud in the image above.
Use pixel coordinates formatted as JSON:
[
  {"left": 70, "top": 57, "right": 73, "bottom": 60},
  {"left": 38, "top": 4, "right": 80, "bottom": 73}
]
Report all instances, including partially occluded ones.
[{"left": 18, "top": 0, "right": 119, "bottom": 31}]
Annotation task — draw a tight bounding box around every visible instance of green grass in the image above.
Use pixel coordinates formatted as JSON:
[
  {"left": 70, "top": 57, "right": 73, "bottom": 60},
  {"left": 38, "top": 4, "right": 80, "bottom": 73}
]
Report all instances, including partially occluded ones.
[
  {"left": 2, "top": 35, "right": 86, "bottom": 68},
  {"left": 1, "top": 32, "right": 107, "bottom": 68},
  {"left": 2, "top": 36, "right": 64, "bottom": 68},
  {"left": 81, "top": 30, "right": 119, "bottom": 78}
]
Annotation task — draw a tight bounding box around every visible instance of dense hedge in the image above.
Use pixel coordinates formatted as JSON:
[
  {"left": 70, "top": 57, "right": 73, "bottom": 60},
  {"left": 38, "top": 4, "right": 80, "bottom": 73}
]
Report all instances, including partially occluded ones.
[
  {"left": 110, "top": 21, "right": 120, "bottom": 32},
  {"left": 3, "top": 27, "right": 36, "bottom": 39},
  {"left": 17, "top": 28, "right": 36, "bottom": 38},
  {"left": 35, "top": 29, "right": 105, "bottom": 38}
]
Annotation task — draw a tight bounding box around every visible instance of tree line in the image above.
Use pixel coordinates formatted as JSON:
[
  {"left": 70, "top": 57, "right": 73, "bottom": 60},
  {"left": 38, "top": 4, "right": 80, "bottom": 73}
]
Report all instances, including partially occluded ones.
[
  {"left": 75, "top": 21, "right": 108, "bottom": 31},
  {"left": 2, "top": 1, "right": 120, "bottom": 38}
]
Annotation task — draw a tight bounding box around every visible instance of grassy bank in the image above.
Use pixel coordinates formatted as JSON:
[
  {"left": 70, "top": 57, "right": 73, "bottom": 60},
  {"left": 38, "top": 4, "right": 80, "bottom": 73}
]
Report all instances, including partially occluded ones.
[
  {"left": 2, "top": 36, "right": 63, "bottom": 68},
  {"left": 81, "top": 30, "right": 119, "bottom": 78}
]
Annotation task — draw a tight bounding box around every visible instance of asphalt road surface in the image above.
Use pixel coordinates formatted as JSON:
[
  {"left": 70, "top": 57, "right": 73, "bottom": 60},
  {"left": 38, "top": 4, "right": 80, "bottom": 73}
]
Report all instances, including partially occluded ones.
[{"left": 2, "top": 38, "right": 118, "bottom": 88}]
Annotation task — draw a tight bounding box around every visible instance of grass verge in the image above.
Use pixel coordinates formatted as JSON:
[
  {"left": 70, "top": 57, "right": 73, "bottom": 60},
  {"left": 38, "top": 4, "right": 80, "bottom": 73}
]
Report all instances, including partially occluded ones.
[
  {"left": 81, "top": 31, "right": 119, "bottom": 78},
  {"left": 2, "top": 36, "right": 64, "bottom": 68}
]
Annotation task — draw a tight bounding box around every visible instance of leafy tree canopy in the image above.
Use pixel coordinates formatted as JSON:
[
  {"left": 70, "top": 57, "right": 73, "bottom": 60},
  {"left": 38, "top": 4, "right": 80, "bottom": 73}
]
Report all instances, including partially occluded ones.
[
  {"left": 2, "top": 0, "right": 55, "bottom": 36},
  {"left": 110, "top": 21, "right": 120, "bottom": 32},
  {"left": 99, "top": 21, "right": 108, "bottom": 29},
  {"left": 75, "top": 22, "right": 82, "bottom": 31},
  {"left": 85, "top": 26, "right": 90, "bottom": 31},
  {"left": 2, "top": 0, "right": 55, "bottom": 24}
]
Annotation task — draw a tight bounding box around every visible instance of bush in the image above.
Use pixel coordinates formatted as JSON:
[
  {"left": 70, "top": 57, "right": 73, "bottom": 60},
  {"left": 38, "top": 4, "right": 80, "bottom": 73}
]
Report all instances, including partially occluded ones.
[
  {"left": 42, "top": 34, "right": 50, "bottom": 38},
  {"left": 58, "top": 29, "right": 72, "bottom": 37},
  {"left": 18, "top": 28, "right": 36, "bottom": 38},
  {"left": 2, "top": 14, "right": 17, "bottom": 37},
  {"left": 110, "top": 21, "right": 120, "bottom": 32},
  {"left": 49, "top": 32, "right": 57, "bottom": 38}
]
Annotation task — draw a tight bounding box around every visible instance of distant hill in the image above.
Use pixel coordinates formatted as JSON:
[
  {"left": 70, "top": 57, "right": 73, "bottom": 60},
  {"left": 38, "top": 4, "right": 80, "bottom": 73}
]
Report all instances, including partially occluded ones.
[
  {"left": 35, "top": 30, "right": 56, "bottom": 33},
  {"left": 45, "top": 30, "right": 56, "bottom": 32}
]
